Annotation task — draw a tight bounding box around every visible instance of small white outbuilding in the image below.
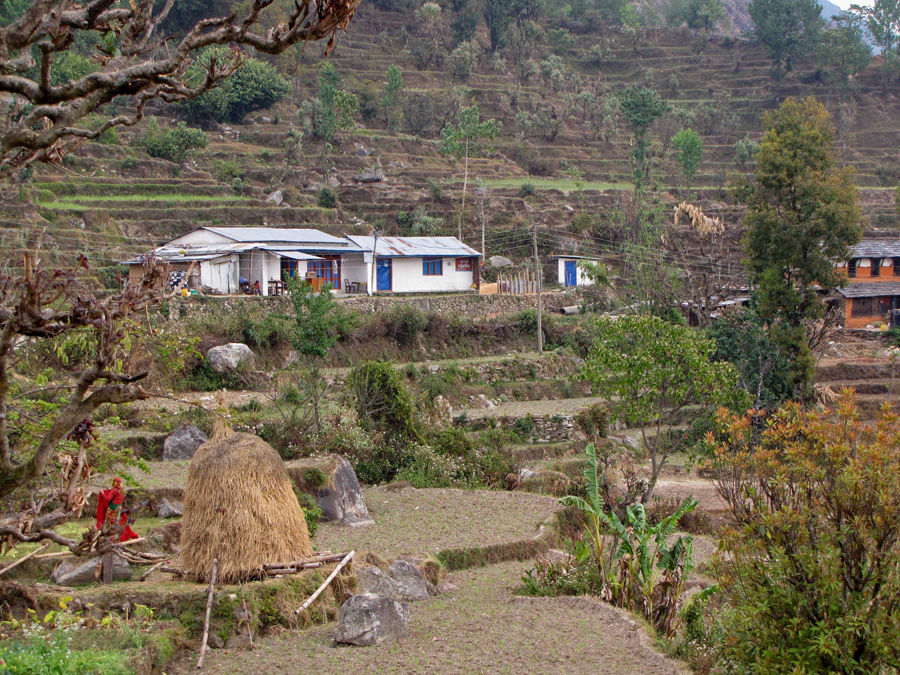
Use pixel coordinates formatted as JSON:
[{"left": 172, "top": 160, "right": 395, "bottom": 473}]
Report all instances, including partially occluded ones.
[{"left": 554, "top": 256, "right": 599, "bottom": 288}]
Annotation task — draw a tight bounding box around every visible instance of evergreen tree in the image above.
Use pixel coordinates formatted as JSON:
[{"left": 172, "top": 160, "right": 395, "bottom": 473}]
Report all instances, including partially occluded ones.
[{"left": 739, "top": 97, "right": 861, "bottom": 398}]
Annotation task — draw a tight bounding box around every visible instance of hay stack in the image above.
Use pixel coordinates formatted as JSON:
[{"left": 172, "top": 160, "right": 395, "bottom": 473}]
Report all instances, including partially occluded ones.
[{"left": 182, "top": 432, "right": 312, "bottom": 583}]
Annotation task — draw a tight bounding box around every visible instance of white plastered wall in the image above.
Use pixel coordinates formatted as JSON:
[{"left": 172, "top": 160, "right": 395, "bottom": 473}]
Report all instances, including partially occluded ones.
[{"left": 384, "top": 256, "right": 477, "bottom": 293}]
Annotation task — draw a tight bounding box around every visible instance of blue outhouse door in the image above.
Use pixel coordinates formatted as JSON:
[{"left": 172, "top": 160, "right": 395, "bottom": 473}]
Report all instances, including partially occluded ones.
[
  {"left": 377, "top": 258, "right": 392, "bottom": 291},
  {"left": 564, "top": 260, "right": 577, "bottom": 287}
]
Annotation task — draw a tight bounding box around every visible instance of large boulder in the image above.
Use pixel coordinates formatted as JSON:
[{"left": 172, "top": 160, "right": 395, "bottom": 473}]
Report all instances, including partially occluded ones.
[
  {"left": 285, "top": 455, "right": 373, "bottom": 526},
  {"left": 356, "top": 561, "right": 436, "bottom": 601},
  {"left": 387, "top": 560, "right": 436, "bottom": 601},
  {"left": 53, "top": 555, "right": 131, "bottom": 585},
  {"left": 156, "top": 497, "right": 183, "bottom": 519},
  {"left": 207, "top": 343, "right": 255, "bottom": 373},
  {"left": 163, "top": 423, "right": 207, "bottom": 461},
  {"left": 333, "top": 594, "right": 409, "bottom": 647},
  {"left": 355, "top": 566, "right": 400, "bottom": 598},
  {"left": 353, "top": 167, "right": 384, "bottom": 183}
]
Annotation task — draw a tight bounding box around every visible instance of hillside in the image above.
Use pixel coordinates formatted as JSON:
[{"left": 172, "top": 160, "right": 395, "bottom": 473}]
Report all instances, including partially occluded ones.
[{"left": 2, "top": 3, "right": 898, "bottom": 277}]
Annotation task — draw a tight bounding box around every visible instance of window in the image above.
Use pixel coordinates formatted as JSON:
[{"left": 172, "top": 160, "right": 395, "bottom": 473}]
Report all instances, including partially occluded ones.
[
  {"left": 848, "top": 260, "right": 856, "bottom": 278},
  {"left": 280, "top": 258, "right": 299, "bottom": 279},
  {"left": 308, "top": 255, "right": 342, "bottom": 288},
  {"left": 872, "top": 259, "right": 881, "bottom": 277},
  {"left": 894, "top": 259, "right": 900, "bottom": 277},
  {"left": 423, "top": 258, "right": 443, "bottom": 276}
]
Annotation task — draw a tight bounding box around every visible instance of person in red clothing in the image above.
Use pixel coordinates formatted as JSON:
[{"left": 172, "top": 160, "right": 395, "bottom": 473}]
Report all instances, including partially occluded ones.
[{"left": 96, "top": 477, "right": 138, "bottom": 542}]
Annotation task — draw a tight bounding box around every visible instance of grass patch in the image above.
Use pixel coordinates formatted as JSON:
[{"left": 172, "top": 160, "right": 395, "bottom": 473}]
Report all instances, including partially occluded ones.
[{"left": 38, "top": 193, "right": 254, "bottom": 207}]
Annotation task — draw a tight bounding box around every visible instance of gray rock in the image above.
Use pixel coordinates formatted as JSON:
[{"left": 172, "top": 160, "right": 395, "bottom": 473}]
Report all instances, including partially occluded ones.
[
  {"left": 162, "top": 423, "right": 207, "bottom": 461},
  {"left": 207, "top": 343, "right": 255, "bottom": 373},
  {"left": 354, "top": 167, "right": 384, "bottom": 183},
  {"left": 388, "top": 560, "right": 436, "bottom": 601},
  {"left": 156, "top": 497, "right": 183, "bottom": 519},
  {"left": 327, "top": 175, "right": 341, "bottom": 188},
  {"left": 489, "top": 255, "right": 512, "bottom": 268},
  {"left": 265, "top": 189, "right": 283, "bottom": 206},
  {"left": 208, "top": 634, "right": 225, "bottom": 649},
  {"left": 519, "top": 468, "right": 538, "bottom": 481},
  {"left": 53, "top": 555, "right": 131, "bottom": 585},
  {"left": 285, "top": 456, "right": 371, "bottom": 524},
  {"left": 341, "top": 514, "right": 375, "bottom": 527},
  {"left": 356, "top": 566, "right": 400, "bottom": 597},
  {"left": 334, "top": 594, "right": 409, "bottom": 646}
]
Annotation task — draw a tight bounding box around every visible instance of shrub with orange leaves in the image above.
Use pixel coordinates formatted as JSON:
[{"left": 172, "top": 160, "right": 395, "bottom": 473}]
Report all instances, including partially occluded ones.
[{"left": 705, "top": 390, "right": 900, "bottom": 674}]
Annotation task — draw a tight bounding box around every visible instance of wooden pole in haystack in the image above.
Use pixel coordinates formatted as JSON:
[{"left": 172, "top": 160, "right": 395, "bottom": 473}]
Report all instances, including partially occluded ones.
[
  {"left": 197, "top": 558, "right": 218, "bottom": 670},
  {"left": 293, "top": 551, "right": 354, "bottom": 615}
]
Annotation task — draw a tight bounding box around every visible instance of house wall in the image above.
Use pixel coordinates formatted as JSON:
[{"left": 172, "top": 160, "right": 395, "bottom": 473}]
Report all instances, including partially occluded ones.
[
  {"left": 844, "top": 296, "right": 899, "bottom": 328},
  {"left": 382, "top": 256, "right": 478, "bottom": 293},
  {"left": 340, "top": 252, "right": 372, "bottom": 294},
  {"left": 556, "top": 259, "right": 596, "bottom": 287},
  {"left": 836, "top": 258, "right": 900, "bottom": 282},
  {"left": 199, "top": 254, "right": 239, "bottom": 294}
]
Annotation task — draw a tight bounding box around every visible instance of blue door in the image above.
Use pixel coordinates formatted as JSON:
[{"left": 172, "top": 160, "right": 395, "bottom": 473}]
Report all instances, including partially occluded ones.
[
  {"left": 377, "top": 258, "right": 392, "bottom": 291},
  {"left": 564, "top": 260, "right": 577, "bottom": 287}
]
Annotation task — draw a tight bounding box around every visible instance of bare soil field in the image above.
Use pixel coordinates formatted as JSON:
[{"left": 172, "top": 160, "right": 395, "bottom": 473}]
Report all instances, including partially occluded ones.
[
  {"left": 316, "top": 486, "right": 560, "bottom": 559},
  {"left": 175, "top": 560, "right": 687, "bottom": 675}
]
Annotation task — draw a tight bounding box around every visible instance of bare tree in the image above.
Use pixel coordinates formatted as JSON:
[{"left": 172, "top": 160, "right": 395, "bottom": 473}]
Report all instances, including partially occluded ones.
[
  {"left": 0, "top": 0, "right": 360, "bottom": 173},
  {"left": 665, "top": 202, "right": 744, "bottom": 326},
  {"left": 0, "top": 253, "right": 167, "bottom": 497}
]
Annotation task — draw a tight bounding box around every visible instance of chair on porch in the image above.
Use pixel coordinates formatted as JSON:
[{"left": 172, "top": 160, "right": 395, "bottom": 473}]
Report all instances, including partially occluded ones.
[{"left": 344, "top": 278, "right": 352, "bottom": 294}]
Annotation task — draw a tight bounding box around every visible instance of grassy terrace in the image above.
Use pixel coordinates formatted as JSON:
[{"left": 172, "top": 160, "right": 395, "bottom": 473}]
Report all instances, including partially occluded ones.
[{"left": 38, "top": 193, "right": 255, "bottom": 207}]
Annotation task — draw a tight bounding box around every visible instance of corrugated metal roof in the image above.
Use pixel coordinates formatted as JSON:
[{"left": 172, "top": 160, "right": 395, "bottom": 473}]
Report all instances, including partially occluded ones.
[
  {"left": 346, "top": 235, "right": 481, "bottom": 258},
  {"left": 849, "top": 241, "right": 900, "bottom": 259},
  {"left": 837, "top": 281, "right": 900, "bottom": 299},
  {"left": 272, "top": 250, "right": 323, "bottom": 261},
  {"left": 203, "top": 227, "right": 348, "bottom": 245}
]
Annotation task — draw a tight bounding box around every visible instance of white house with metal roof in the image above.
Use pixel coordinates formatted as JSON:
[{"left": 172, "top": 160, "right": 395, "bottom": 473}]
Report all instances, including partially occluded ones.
[
  {"left": 345, "top": 236, "right": 481, "bottom": 294},
  {"left": 128, "top": 228, "right": 481, "bottom": 296}
]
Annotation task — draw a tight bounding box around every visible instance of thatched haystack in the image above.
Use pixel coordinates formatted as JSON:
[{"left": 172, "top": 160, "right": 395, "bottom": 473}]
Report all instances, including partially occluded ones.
[{"left": 182, "top": 432, "right": 312, "bottom": 583}]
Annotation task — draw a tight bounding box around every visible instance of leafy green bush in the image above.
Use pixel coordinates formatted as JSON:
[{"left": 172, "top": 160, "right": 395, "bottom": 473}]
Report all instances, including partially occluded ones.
[
  {"left": 347, "top": 360, "right": 420, "bottom": 443},
  {"left": 300, "top": 62, "right": 359, "bottom": 141},
  {"left": 382, "top": 304, "right": 428, "bottom": 345},
  {"left": 181, "top": 48, "right": 290, "bottom": 124},
  {"left": 184, "top": 358, "right": 246, "bottom": 392},
  {"left": 293, "top": 488, "right": 323, "bottom": 538},
  {"left": 518, "top": 182, "right": 536, "bottom": 197},
  {"left": 317, "top": 186, "right": 338, "bottom": 208},
  {"left": 140, "top": 118, "right": 207, "bottom": 164},
  {"left": 0, "top": 633, "right": 132, "bottom": 675},
  {"left": 448, "top": 40, "right": 480, "bottom": 82}
]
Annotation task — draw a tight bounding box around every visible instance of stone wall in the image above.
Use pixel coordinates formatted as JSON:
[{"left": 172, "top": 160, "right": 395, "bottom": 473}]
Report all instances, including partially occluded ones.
[
  {"left": 456, "top": 414, "right": 577, "bottom": 443},
  {"left": 163, "top": 289, "right": 585, "bottom": 323}
]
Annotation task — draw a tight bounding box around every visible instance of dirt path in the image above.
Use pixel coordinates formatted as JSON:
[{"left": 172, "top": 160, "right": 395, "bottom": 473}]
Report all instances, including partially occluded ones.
[{"left": 182, "top": 560, "right": 687, "bottom": 675}]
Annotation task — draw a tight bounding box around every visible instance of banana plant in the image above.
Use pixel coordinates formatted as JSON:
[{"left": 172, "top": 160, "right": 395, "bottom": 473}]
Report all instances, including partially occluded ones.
[{"left": 559, "top": 442, "right": 698, "bottom": 632}]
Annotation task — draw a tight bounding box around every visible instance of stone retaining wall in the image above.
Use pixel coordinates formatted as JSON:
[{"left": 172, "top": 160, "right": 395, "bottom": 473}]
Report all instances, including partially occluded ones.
[
  {"left": 456, "top": 413, "right": 577, "bottom": 443},
  {"left": 163, "top": 289, "right": 584, "bottom": 323}
]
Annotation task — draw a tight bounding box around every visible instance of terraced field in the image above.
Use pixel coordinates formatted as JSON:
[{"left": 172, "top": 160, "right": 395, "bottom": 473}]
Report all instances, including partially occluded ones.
[{"left": 3, "top": 5, "right": 900, "bottom": 274}]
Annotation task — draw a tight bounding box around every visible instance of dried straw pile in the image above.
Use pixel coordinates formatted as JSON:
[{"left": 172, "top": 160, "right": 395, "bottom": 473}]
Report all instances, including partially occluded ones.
[{"left": 182, "top": 432, "right": 312, "bottom": 583}]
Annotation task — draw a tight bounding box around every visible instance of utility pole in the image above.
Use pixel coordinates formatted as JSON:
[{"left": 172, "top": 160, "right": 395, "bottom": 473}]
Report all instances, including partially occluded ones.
[
  {"left": 532, "top": 225, "right": 542, "bottom": 354},
  {"left": 369, "top": 229, "right": 379, "bottom": 296}
]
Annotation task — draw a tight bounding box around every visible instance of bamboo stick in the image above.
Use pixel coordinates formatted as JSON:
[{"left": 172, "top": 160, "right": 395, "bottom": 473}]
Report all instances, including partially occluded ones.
[
  {"left": 196, "top": 558, "right": 218, "bottom": 670},
  {"left": 262, "top": 553, "right": 345, "bottom": 570},
  {"left": 139, "top": 559, "right": 170, "bottom": 581},
  {"left": 293, "top": 551, "right": 354, "bottom": 615},
  {"left": 33, "top": 550, "right": 72, "bottom": 560},
  {"left": 0, "top": 544, "right": 49, "bottom": 577}
]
